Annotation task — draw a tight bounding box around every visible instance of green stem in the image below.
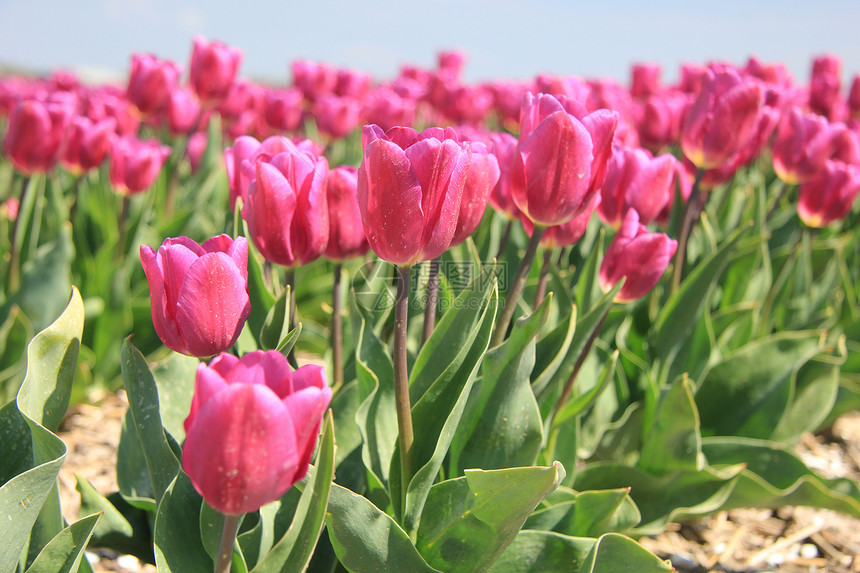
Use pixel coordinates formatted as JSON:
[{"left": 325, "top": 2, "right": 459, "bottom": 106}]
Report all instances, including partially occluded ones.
[
  {"left": 766, "top": 179, "right": 791, "bottom": 223},
  {"left": 533, "top": 248, "right": 553, "bottom": 309},
  {"left": 492, "top": 225, "right": 545, "bottom": 347},
  {"left": 671, "top": 167, "right": 705, "bottom": 292},
  {"left": 394, "top": 265, "right": 414, "bottom": 511},
  {"left": 331, "top": 263, "right": 344, "bottom": 390},
  {"left": 116, "top": 194, "right": 130, "bottom": 260},
  {"left": 214, "top": 513, "right": 242, "bottom": 573},
  {"left": 496, "top": 218, "right": 513, "bottom": 260},
  {"left": 421, "top": 257, "right": 440, "bottom": 345},
  {"left": 285, "top": 268, "right": 297, "bottom": 368},
  {"left": 6, "top": 174, "right": 32, "bottom": 292}
]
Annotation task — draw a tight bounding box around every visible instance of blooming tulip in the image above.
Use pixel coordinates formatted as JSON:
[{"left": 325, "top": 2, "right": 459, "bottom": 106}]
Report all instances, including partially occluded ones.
[
  {"left": 4, "top": 96, "right": 73, "bottom": 174},
  {"left": 356, "top": 124, "right": 472, "bottom": 266},
  {"left": 312, "top": 94, "right": 363, "bottom": 139},
  {"left": 599, "top": 209, "right": 677, "bottom": 302},
  {"left": 189, "top": 36, "right": 242, "bottom": 106},
  {"left": 243, "top": 138, "right": 330, "bottom": 267},
  {"left": 263, "top": 87, "right": 304, "bottom": 133},
  {"left": 324, "top": 165, "right": 369, "bottom": 261},
  {"left": 61, "top": 115, "right": 116, "bottom": 174},
  {"left": 797, "top": 160, "right": 860, "bottom": 228},
  {"left": 451, "top": 141, "right": 500, "bottom": 246},
  {"left": 511, "top": 92, "right": 617, "bottom": 226},
  {"left": 126, "top": 53, "right": 182, "bottom": 117},
  {"left": 681, "top": 66, "right": 764, "bottom": 170},
  {"left": 292, "top": 59, "right": 338, "bottom": 102},
  {"left": 140, "top": 235, "right": 250, "bottom": 357},
  {"left": 108, "top": 135, "right": 171, "bottom": 194},
  {"left": 809, "top": 55, "right": 842, "bottom": 121},
  {"left": 598, "top": 146, "right": 678, "bottom": 228},
  {"left": 182, "top": 351, "right": 331, "bottom": 515}
]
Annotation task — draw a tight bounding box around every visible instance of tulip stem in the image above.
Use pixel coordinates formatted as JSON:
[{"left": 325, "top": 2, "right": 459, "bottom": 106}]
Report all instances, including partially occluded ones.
[
  {"left": 394, "top": 265, "right": 414, "bottom": 510},
  {"left": 331, "top": 263, "right": 344, "bottom": 390},
  {"left": 285, "top": 268, "right": 297, "bottom": 368},
  {"left": 496, "top": 218, "right": 513, "bottom": 260},
  {"left": 492, "top": 225, "right": 546, "bottom": 347},
  {"left": 550, "top": 305, "right": 610, "bottom": 424},
  {"left": 671, "top": 167, "right": 705, "bottom": 292},
  {"left": 116, "top": 195, "right": 131, "bottom": 259},
  {"left": 6, "top": 173, "right": 31, "bottom": 293},
  {"left": 421, "top": 257, "right": 440, "bottom": 345},
  {"left": 766, "top": 179, "right": 791, "bottom": 223},
  {"left": 214, "top": 513, "right": 242, "bottom": 573},
  {"left": 533, "top": 248, "right": 553, "bottom": 309}
]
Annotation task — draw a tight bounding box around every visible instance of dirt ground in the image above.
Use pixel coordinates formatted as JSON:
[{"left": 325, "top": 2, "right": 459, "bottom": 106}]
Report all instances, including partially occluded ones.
[{"left": 56, "top": 391, "right": 860, "bottom": 573}]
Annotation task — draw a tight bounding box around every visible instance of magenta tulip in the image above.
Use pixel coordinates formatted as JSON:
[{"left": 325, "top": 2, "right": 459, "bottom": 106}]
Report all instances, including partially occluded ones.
[
  {"left": 126, "top": 53, "right": 182, "bottom": 117},
  {"left": 599, "top": 209, "right": 678, "bottom": 303},
  {"left": 451, "top": 141, "right": 500, "bottom": 246},
  {"left": 522, "top": 193, "right": 597, "bottom": 250},
  {"left": 167, "top": 86, "right": 202, "bottom": 135},
  {"left": 356, "top": 124, "right": 472, "bottom": 266},
  {"left": 263, "top": 87, "right": 304, "bottom": 133},
  {"left": 487, "top": 131, "right": 522, "bottom": 220},
  {"left": 4, "top": 96, "right": 73, "bottom": 174},
  {"left": 630, "top": 63, "right": 661, "bottom": 100},
  {"left": 109, "top": 135, "right": 171, "bottom": 194},
  {"left": 291, "top": 59, "right": 338, "bottom": 102},
  {"left": 511, "top": 92, "right": 617, "bottom": 227},
  {"left": 140, "top": 235, "right": 251, "bottom": 357},
  {"left": 189, "top": 36, "right": 242, "bottom": 106},
  {"left": 809, "top": 54, "right": 842, "bottom": 121},
  {"left": 598, "top": 146, "right": 678, "bottom": 228},
  {"left": 61, "top": 115, "right": 116, "bottom": 174},
  {"left": 324, "top": 165, "right": 369, "bottom": 261},
  {"left": 680, "top": 66, "right": 764, "bottom": 170},
  {"left": 797, "top": 160, "right": 860, "bottom": 228},
  {"left": 182, "top": 351, "right": 331, "bottom": 515},
  {"left": 312, "top": 94, "right": 363, "bottom": 139},
  {"left": 243, "top": 138, "right": 330, "bottom": 267}
]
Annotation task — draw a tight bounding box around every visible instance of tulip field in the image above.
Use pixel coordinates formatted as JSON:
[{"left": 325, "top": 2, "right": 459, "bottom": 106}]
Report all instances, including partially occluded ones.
[{"left": 3, "top": 36, "right": 860, "bottom": 572}]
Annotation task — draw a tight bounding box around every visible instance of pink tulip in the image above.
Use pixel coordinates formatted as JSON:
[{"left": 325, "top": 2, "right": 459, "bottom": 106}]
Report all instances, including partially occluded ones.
[
  {"left": 599, "top": 209, "right": 677, "bottom": 303},
  {"left": 797, "top": 160, "right": 860, "bottom": 227},
  {"left": 334, "top": 68, "right": 372, "bottom": 98},
  {"left": 809, "top": 54, "right": 843, "bottom": 121},
  {"left": 109, "top": 135, "right": 171, "bottom": 194},
  {"left": 312, "top": 94, "right": 363, "bottom": 139},
  {"left": 182, "top": 350, "right": 331, "bottom": 515},
  {"left": 681, "top": 66, "right": 764, "bottom": 170},
  {"left": 61, "top": 115, "right": 116, "bottom": 174},
  {"left": 186, "top": 131, "right": 208, "bottom": 173},
  {"left": 243, "top": 138, "right": 330, "bottom": 267},
  {"left": 140, "top": 235, "right": 250, "bottom": 357},
  {"left": 126, "top": 53, "right": 182, "bottom": 117},
  {"left": 630, "top": 63, "right": 661, "bottom": 100},
  {"left": 291, "top": 59, "right": 338, "bottom": 102},
  {"left": 511, "top": 92, "right": 617, "bottom": 226},
  {"left": 357, "top": 124, "right": 472, "bottom": 266},
  {"left": 362, "top": 86, "right": 417, "bottom": 131},
  {"left": 598, "top": 146, "right": 678, "bottom": 228},
  {"left": 263, "top": 87, "right": 304, "bottom": 133},
  {"left": 451, "top": 140, "right": 500, "bottom": 246},
  {"left": 189, "top": 36, "right": 242, "bottom": 106},
  {"left": 522, "top": 193, "right": 597, "bottom": 250},
  {"left": 487, "top": 131, "right": 522, "bottom": 220},
  {"left": 4, "top": 96, "right": 74, "bottom": 174},
  {"left": 324, "top": 165, "right": 369, "bottom": 261},
  {"left": 167, "top": 86, "right": 202, "bottom": 135},
  {"left": 635, "top": 91, "right": 688, "bottom": 152}
]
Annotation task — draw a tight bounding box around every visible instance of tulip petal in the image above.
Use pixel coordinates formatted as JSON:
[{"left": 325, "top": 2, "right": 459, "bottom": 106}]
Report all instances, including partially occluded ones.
[
  {"left": 184, "top": 363, "right": 229, "bottom": 433},
  {"left": 702, "top": 82, "right": 763, "bottom": 167},
  {"left": 283, "top": 384, "right": 332, "bottom": 483},
  {"left": 245, "top": 161, "right": 298, "bottom": 266},
  {"left": 182, "top": 383, "right": 299, "bottom": 515},
  {"left": 175, "top": 252, "right": 251, "bottom": 357}
]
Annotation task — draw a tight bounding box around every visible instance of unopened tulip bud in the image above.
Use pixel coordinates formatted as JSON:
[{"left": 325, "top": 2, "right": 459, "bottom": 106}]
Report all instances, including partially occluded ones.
[
  {"left": 109, "top": 135, "right": 171, "bottom": 194},
  {"left": 190, "top": 36, "right": 242, "bottom": 106},
  {"left": 797, "top": 160, "right": 860, "bottom": 227}
]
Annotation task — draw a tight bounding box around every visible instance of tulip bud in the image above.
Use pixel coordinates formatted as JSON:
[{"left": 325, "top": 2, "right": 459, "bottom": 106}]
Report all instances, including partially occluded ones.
[
  {"left": 599, "top": 209, "right": 677, "bottom": 302},
  {"left": 451, "top": 141, "right": 500, "bottom": 246},
  {"left": 189, "top": 36, "right": 242, "bottom": 106},
  {"left": 809, "top": 54, "right": 842, "bottom": 121},
  {"left": 797, "top": 160, "right": 860, "bottom": 228},
  {"left": 140, "top": 235, "right": 251, "bottom": 357},
  {"left": 61, "top": 115, "right": 116, "bottom": 175},
  {"left": 108, "top": 135, "right": 171, "bottom": 194},
  {"left": 680, "top": 66, "right": 764, "bottom": 170},
  {"left": 598, "top": 146, "right": 678, "bottom": 228},
  {"left": 312, "top": 94, "right": 363, "bottom": 139},
  {"left": 323, "top": 165, "right": 369, "bottom": 261},
  {"left": 167, "top": 86, "right": 202, "bottom": 135},
  {"left": 243, "top": 138, "right": 330, "bottom": 267},
  {"left": 263, "top": 87, "right": 304, "bottom": 133},
  {"left": 4, "top": 96, "right": 73, "bottom": 174},
  {"left": 291, "top": 59, "right": 338, "bottom": 102},
  {"left": 630, "top": 63, "right": 661, "bottom": 100},
  {"left": 126, "top": 53, "right": 182, "bottom": 117},
  {"left": 182, "top": 350, "right": 331, "bottom": 515},
  {"left": 357, "top": 124, "right": 472, "bottom": 266}
]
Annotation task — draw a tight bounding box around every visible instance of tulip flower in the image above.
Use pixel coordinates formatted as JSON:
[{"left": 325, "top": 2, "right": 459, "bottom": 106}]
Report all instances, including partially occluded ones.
[
  {"left": 263, "top": 87, "right": 304, "bottom": 133},
  {"left": 356, "top": 124, "right": 472, "bottom": 266},
  {"left": 61, "top": 115, "right": 116, "bottom": 174},
  {"left": 292, "top": 59, "right": 338, "bottom": 102},
  {"left": 4, "top": 96, "right": 74, "bottom": 174},
  {"left": 243, "top": 138, "right": 330, "bottom": 267},
  {"left": 487, "top": 131, "right": 522, "bottom": 220},
  {"left": 511, "top": 92, "right": 617, "bottom": 227},
  {"left": 450, "top": 141, "right": 500, "bottom": 246},
  {"left": 126, "top": 53, "right": 182, "bottom": 117},
  {"left": 182, "top": 350, "right": 331, "bottom": 515},
  {"left": 108, "top": 135, "right": 171, "bottom": 194},
  {"left": 797, "top": 160, "right": 860, "bottom": 228},
  {"left": 522, "top": 193, "right": 597, "bottom": 250},
  {"left": 334, "top": 68, "right": 372, "bottom": 98},
  {"left": 809, "top": 54, "right": 842, "bottom": 121},
  {"left": 312, "top": 94, "right": 363, "bottom": 139},
  {"left": 635, "top": 91, "right": 688, "bottom": 152},
  {"left": 599, "top": 209, "right": 677, "bottom": 303},
  {"left": 140, "top": 235, "right": 251, "bottom": 357},
  {"left": 167, "top": 86, "right": 202, "bottom": 135},
  {"left": 189, "top": 36, "right": 242, "bottom": 106},
  {"left": 681, "top": 66, "right": 764, "bottom": 170},
  {"left": 848, "top": 75, "right": 860, "bottom": 120},
  {"left": 630, "top": 63, "right": 661, "bottom": 100},
  {"left": 598, "top": 146, "right": 678, "bottom": 228},
  {"left": 324, "top": 165, "right": 369, "bottom": 261}
]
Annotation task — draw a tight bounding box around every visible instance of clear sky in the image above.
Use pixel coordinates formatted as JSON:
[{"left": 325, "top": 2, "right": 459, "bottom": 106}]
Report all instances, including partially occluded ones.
[{"left": 1, "top": 0, "right": 858, "bottom": 89}]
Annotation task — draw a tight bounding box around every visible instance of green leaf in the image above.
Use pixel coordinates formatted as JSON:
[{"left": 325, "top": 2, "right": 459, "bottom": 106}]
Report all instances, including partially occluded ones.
[
  {"left": 398, "top": 275, "right": 498, "bottom": 531},
  {"left": 246, "top": 248, "right": 277, "bottom": 342},
  {"left": 275, "top": 323, "right": 302, "bottom": 359},
  {"left": 531, "top": 304, "right": 576, "bottom": 397},
  {"left": 415, "top": 463, "right": 565, "bottom": 573},
  {"left": 524, "top": 487, "right": 640, "bottom": 538},
  {"left": 324, "top": 483, "right": 441, "bottom": 573},
  {"left": 695, "top": 331, "right": 824, "bottom": 440},
  {"left": 771, "top": 357, "right": 839, "bottom": 443},
  {"left": 23, "top": 513, "right": 100, "bottom": 573},
  {"left": 639, "top": 376, "right": 704, "bottom": 474},
  {"left": 448, "top": 294, "right": 549, "bottom": 474},
  {"left": 488, "top": 530, "right": 595, "bottom": 573},
  {"left": 653, "top": 227, "right": 744, "bottom": 381},
  {"left": 253, "top": 410, "right": 335, "bottom": 573},
  {"left": 153, "top": 472, "right": 212, "bottom": 573},
  {"left": 120, "top": 337, "right": 181, "bottom": 501},
  {"left": 577, "top": 533, "right": 673, "bottom": 573},
  {"left": 260, "top": 285, "right": 291, "bottom": 350},
  {"left": 75, "top": 476, "right": 154, "bottom": 562},
  {"left": 573, "top": 228, "right": 604, "bottom": 313},
  {"left": 151, "top": 352, "right": 199, "bottom": 443},
  {"left": 0, "top": 306, "right": 32, "bottom": 405},
  {"left": 115, "top": 410, "right": 156, "bottom": 509},
  {"left": 16, "top": 287, "right": 83, "bottom": 433}
]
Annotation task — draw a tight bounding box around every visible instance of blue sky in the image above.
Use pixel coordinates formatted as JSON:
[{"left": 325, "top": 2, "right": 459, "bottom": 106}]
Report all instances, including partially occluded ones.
[{"left": 1, "top": 0, "right": 858, "bottom": 88}]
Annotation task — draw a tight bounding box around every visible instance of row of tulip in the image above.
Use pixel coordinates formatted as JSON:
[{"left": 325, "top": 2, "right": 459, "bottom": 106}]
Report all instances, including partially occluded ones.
[{"left": 2, "top": 36, "right": 860, "bottom": 573}]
